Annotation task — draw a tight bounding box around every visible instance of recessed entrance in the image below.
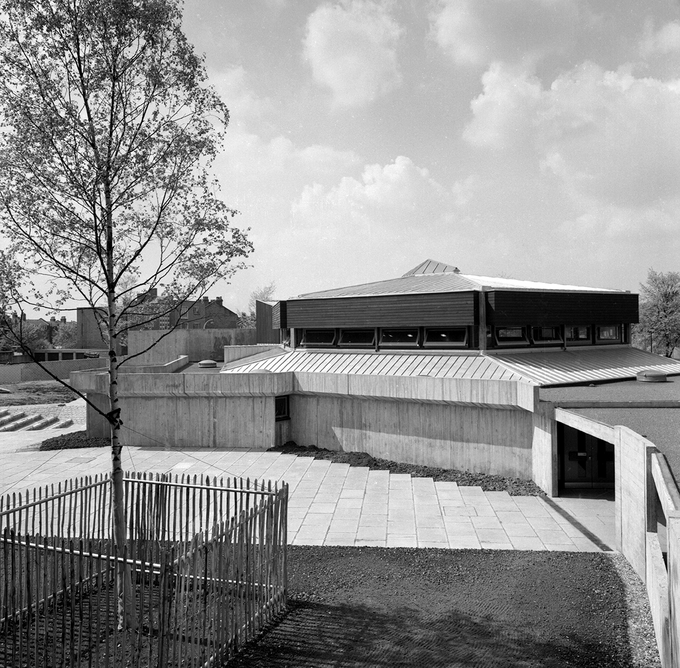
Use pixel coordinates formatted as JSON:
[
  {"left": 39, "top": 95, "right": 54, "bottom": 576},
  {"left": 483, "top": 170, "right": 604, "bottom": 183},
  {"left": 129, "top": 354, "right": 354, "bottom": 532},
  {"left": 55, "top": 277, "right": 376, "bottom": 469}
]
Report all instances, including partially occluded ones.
[{"left": 557, "top": 423, "right": 615, "bottom": 490}]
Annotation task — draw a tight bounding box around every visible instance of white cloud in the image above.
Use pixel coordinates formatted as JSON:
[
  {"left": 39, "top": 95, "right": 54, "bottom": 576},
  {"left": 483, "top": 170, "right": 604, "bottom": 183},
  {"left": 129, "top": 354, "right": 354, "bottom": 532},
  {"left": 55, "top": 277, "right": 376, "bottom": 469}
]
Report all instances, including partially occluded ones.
[
  {"left": 303, "top": 0, "right": 403, "bottom": 107},
  {"left": 286, "top": 156, "right": 473, "bottom": 290},
  {"left": 464, "top": 61, "right": 680, "bottom": 208},
  {"left": 430, "top": 0, "right": 580, "bottom": 68},
  {"left": 291, "top": 156, "right": 454, "bottom": 231},
  {"left": 640, "top": 20, "right": 680, "bottom": 57},
  {"left": 463, "top": 63, "right": 542, "bottom": 150}
]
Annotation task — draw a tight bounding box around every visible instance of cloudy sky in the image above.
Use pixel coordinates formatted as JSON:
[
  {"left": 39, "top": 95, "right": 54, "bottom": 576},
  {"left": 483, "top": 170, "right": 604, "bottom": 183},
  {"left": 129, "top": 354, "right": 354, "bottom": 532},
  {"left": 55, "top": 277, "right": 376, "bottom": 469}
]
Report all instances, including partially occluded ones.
[{"left": 181, "top": 0, "right": 680, "bottom": 310}]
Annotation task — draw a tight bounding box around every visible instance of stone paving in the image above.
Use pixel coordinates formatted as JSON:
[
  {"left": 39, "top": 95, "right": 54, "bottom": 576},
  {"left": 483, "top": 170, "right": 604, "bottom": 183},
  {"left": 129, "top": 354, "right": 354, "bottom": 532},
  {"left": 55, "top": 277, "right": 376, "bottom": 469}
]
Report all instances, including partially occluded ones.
[{"left": 0, "top": 430, "right": 616, "bottom": 551}]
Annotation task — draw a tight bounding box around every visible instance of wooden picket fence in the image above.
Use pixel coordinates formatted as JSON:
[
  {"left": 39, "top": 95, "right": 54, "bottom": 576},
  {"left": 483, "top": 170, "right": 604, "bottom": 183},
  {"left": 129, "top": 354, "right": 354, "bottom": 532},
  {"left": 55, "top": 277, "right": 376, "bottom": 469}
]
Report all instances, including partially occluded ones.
[{"left": 0, "top": 472, "right": 288, "bottom": 667}]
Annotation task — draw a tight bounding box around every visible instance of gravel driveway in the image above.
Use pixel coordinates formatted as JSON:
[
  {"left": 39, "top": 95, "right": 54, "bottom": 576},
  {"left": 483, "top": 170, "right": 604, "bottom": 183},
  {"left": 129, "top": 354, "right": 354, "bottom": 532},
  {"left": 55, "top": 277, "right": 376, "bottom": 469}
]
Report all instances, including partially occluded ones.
[{"left": 229, "top": 547, "right": 660, "bottom": 668}]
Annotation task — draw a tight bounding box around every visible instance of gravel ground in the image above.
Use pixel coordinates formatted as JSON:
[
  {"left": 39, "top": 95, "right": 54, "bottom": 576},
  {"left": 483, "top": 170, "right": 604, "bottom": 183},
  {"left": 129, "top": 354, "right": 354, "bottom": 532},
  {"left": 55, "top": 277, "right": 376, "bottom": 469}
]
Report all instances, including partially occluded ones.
[{"left": 228, "top": 547, "right": 660, "bottom": 668}]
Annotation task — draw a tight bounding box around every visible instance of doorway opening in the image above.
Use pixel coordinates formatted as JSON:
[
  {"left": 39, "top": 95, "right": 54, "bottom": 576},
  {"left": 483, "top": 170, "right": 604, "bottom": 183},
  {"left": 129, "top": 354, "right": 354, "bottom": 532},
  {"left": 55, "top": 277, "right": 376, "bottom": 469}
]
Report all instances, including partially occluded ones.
[{"left": 557, "top": 422, "right": 615, "bottom": 493}]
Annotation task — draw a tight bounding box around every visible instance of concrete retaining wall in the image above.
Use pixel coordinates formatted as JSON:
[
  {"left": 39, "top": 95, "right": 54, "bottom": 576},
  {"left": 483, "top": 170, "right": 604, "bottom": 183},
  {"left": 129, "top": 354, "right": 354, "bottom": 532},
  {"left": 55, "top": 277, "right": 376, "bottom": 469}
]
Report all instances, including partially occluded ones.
[{"left": 290, "top": 394, "right": 534, "bottom": 478}]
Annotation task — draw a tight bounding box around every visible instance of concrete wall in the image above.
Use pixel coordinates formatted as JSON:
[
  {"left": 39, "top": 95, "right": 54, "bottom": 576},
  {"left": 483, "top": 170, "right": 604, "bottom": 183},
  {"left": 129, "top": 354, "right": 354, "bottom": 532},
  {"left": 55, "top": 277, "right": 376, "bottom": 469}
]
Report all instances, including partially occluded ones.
[
  {"left": 647, "top": 532, "right": 671, "bottom": 667},
  {"left": 290, "top": 394, "right": 534, "bottom": 478},
  {"left": 531, "top": 402, "right": 557, "bottom": 496},
  {"left": 0, "top": 358, "right": 106, "bottom": 384},
  {"left": 224, "top": 345, "right": 283, "bottom": 364},
  {"left": 77, "top": 307, "right": 108, "bottom": 349},
  {"left": 293, "top": 373, "right": 536, "bottom": 411},
  {"left": 668, "top": 514, "right": 680, "bottom": 667},
  {"left": 78, "top": 371, "right": 295, "bottom": 448},
  {"left": 128, "top": 328, "right": 257, "bottom": 364},
  {"left": 615, "top": 426, "right": 657, "bottom": 580}
]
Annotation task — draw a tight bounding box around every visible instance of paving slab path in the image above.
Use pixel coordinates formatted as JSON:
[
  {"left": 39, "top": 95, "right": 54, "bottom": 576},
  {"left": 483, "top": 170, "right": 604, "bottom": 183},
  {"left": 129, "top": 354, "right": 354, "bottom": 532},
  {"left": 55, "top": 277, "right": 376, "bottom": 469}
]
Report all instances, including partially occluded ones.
[{"left": 0, "top": 436, "right": 615, "bottom": 552}]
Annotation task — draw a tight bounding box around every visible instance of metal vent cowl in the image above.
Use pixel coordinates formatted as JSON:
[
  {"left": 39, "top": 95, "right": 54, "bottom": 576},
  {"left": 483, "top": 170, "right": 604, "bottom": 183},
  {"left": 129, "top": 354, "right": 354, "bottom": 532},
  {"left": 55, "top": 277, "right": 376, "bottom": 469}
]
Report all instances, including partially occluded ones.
[{"left": 636, "top": 370, "right": 667, "bottom": 383}]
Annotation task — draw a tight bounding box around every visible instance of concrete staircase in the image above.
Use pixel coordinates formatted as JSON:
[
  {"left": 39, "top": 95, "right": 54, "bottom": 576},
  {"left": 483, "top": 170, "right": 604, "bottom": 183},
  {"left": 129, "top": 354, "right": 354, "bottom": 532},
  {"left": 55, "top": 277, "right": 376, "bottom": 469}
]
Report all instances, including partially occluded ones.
[{"left": 0, "top": 409, "right": 73, "bottom": 432}]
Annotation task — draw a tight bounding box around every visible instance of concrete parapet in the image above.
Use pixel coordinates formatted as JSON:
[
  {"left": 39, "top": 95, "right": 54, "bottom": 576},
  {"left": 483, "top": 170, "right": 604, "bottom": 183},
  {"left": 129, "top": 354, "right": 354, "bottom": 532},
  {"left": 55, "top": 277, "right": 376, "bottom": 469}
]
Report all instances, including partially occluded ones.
[
  {"left": 647, "top": 532, "right": 672, "bottom": 667},
  {"left": 293, "top": 373, "right": 535, "bottom": 410},
  {"left": 223, "top": 345, "right": 282, "bottom": 363},
  {"left": 615, "top": 427, "right": 657, "bottom": 580},
  {"left": 668, "top": 514, "right": 680, "bottom": 666}
]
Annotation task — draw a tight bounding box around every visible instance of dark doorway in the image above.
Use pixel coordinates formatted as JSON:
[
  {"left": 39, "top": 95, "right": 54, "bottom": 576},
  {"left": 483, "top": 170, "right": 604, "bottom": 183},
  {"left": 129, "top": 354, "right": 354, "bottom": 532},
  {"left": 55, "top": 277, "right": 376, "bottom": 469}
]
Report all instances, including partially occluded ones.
[{"left": 557, "top": 423, "right": 615, "bottom": 490}]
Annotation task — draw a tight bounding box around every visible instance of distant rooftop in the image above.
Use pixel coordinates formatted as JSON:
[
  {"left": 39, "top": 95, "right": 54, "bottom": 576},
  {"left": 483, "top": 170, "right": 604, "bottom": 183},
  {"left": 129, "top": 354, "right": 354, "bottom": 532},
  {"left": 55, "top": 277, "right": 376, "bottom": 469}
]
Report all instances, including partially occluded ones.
[{"left": 293, "top": 259, "right": 626, "bottom": 300}]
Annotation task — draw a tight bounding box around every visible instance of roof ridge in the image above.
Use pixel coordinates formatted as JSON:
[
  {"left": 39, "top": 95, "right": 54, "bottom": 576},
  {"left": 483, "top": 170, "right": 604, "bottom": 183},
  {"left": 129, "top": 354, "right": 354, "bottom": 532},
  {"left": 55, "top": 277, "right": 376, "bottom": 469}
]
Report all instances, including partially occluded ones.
[{"left": 402, "top": 259, "right": 460, "bottom": 277}]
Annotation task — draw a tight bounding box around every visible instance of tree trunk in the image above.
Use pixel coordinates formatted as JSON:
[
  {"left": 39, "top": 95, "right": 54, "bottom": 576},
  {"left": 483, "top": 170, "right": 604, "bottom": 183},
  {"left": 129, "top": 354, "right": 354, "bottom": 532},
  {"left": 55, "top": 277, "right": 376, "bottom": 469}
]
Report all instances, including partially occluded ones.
[{"left": 109, "top": 298, "right": 137, "bottom": 630}]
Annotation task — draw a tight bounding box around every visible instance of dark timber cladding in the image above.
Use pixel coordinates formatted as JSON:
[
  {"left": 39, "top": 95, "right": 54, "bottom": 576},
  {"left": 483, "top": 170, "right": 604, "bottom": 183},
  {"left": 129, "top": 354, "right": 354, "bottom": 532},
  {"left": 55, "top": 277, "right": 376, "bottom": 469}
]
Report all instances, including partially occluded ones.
[
  {"left": 486, "top": 291, "right": 639, "bottom": 327},
  {"left": 256, "top": 301, "right": 281, "bottom": 344},
  {"left": 285, "top": 292, "right": 476, "bottom": 328},
  {"left": 272, "top": 301, "right": 286, "bottom": 329}
]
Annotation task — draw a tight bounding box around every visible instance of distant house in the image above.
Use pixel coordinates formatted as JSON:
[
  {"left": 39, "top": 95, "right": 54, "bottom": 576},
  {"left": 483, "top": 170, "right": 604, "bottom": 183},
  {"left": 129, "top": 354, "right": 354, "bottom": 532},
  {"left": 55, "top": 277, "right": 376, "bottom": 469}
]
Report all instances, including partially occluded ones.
[
  {"left": 77, "top": 292, "right": 240, "bottom": 351},
  {"left": 171, "top": 296, "right": 238, "bottom": 330}
]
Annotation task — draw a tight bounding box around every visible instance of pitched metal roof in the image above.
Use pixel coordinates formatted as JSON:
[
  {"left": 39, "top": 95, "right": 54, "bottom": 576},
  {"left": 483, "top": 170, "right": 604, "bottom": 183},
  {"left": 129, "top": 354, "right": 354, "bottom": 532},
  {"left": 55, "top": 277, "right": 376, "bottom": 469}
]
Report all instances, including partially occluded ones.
[
  {"left": 222, "top": 346, "right": 680, "bottom": 388},
  {"left": 491, "top": 347, "right": 680, "bottom": 387},
  {"left": 293, "top": 272, "right": 480, "bottom": 299},
  {"left": 222, "top": 349, "right": 534, "bottom": 382},
  {"left": 292, "top": 259, "right": 626, "bottom": 300},
  {"left": 402, "top": 259, "right": 460, "bottom": 276}
]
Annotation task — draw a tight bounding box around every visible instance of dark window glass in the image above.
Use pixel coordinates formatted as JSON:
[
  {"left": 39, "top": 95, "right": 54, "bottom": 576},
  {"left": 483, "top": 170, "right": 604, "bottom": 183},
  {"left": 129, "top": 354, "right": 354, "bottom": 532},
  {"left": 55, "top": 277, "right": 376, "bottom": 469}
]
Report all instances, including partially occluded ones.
[
  {"left": 34, "top": 352, "right": 46, "bottom": 361},
  {"left": 597, "top": 325, "right": 621, "bottom": 342},
  {"left": 47, "top": 352, "right": 59, "bottom": 361},
  {"left": 566, "top": 326, "right": 591, "bottom": 341},
  {"left": 61, "top": 352, "right": 74, "bottom": 360},
  {"left": 380, "top": 329, "right": 419, "bottom": 346},
  {"left": 76, "top": 352, "right": 85, "bottom": 359},
  {"left": 532, "top": 326, "right": 562, "bottom": 343},
  {"left": 496, "top": 327, "right": 527, "bottom": 342},
  {"left": 423, "top": 328, "right": 468, "bottom": 347},
  {"left": 301, "top": 329, "right": 336, "bottom": 346},
  {"left": 339, "top": 329, "right": 375, "bottom": 346},
  {"left": 275, "top": 395, "right": 290, "bottom": 421}
]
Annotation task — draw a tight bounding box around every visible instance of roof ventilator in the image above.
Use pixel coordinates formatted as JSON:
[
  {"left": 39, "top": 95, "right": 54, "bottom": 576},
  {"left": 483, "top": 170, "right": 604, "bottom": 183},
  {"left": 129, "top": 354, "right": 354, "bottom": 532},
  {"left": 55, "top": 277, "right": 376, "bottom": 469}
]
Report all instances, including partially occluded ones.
[{"left": 636, "top": 369, "right": 667, "bottom": 383}]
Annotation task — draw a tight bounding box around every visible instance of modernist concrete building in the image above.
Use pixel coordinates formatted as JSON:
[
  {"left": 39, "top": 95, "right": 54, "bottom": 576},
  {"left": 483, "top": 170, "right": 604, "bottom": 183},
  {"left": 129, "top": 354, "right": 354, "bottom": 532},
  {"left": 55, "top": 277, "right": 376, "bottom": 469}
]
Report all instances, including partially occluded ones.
[
  {"left": 72, "top": 260, "right": 680, "bottom": 663},
  {"left": 78, "top": 260, "right": 680, "bottom": 496},
  {"left": 221, "top": 260, "right": 678, "bottom": 494}
]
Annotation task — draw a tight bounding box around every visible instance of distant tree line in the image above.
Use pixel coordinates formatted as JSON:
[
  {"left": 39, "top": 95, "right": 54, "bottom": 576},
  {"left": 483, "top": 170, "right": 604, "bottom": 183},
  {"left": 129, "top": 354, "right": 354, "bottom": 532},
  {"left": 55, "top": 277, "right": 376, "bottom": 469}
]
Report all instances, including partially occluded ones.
[{"left": 633, "top": 269, "right": 680, "bottom": 357}]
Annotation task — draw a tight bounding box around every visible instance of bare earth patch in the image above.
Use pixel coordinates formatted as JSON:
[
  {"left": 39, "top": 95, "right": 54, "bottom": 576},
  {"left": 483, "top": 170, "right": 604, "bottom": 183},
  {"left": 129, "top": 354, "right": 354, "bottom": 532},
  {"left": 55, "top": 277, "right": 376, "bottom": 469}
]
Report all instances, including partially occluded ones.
[
  {"left": 0, "top": 380, "right": 77, "bottom": 406},
  {"left": 229, "top": 547, "right": 660, "bottom": 668}
]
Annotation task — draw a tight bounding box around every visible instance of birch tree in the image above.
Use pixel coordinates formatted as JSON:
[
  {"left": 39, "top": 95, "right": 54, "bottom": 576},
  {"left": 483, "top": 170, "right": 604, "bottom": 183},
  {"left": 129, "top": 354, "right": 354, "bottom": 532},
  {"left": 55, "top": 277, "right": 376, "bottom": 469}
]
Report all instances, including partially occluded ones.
[
  {"left": 0, "top": 0, "right": 252, "bottom": 627},
  {"left": 635, "top": 269, "right": 680, "bottom": 357}
]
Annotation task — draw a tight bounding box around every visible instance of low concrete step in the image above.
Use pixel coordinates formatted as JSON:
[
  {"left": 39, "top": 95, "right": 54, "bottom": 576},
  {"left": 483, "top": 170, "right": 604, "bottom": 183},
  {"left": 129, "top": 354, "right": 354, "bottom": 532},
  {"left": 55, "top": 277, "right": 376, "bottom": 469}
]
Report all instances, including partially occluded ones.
[
  {"left": 0, "top": 411, "right": 26, "bottom": 428},
  {"left": 0, "top": 413, "right": 43, "bottom": 432},
  {"left": 26, "top": 415, "right": 60, "bottom": 430},
  {"left": 53, "top": 419, "right": 73, "bottom": 429}
]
